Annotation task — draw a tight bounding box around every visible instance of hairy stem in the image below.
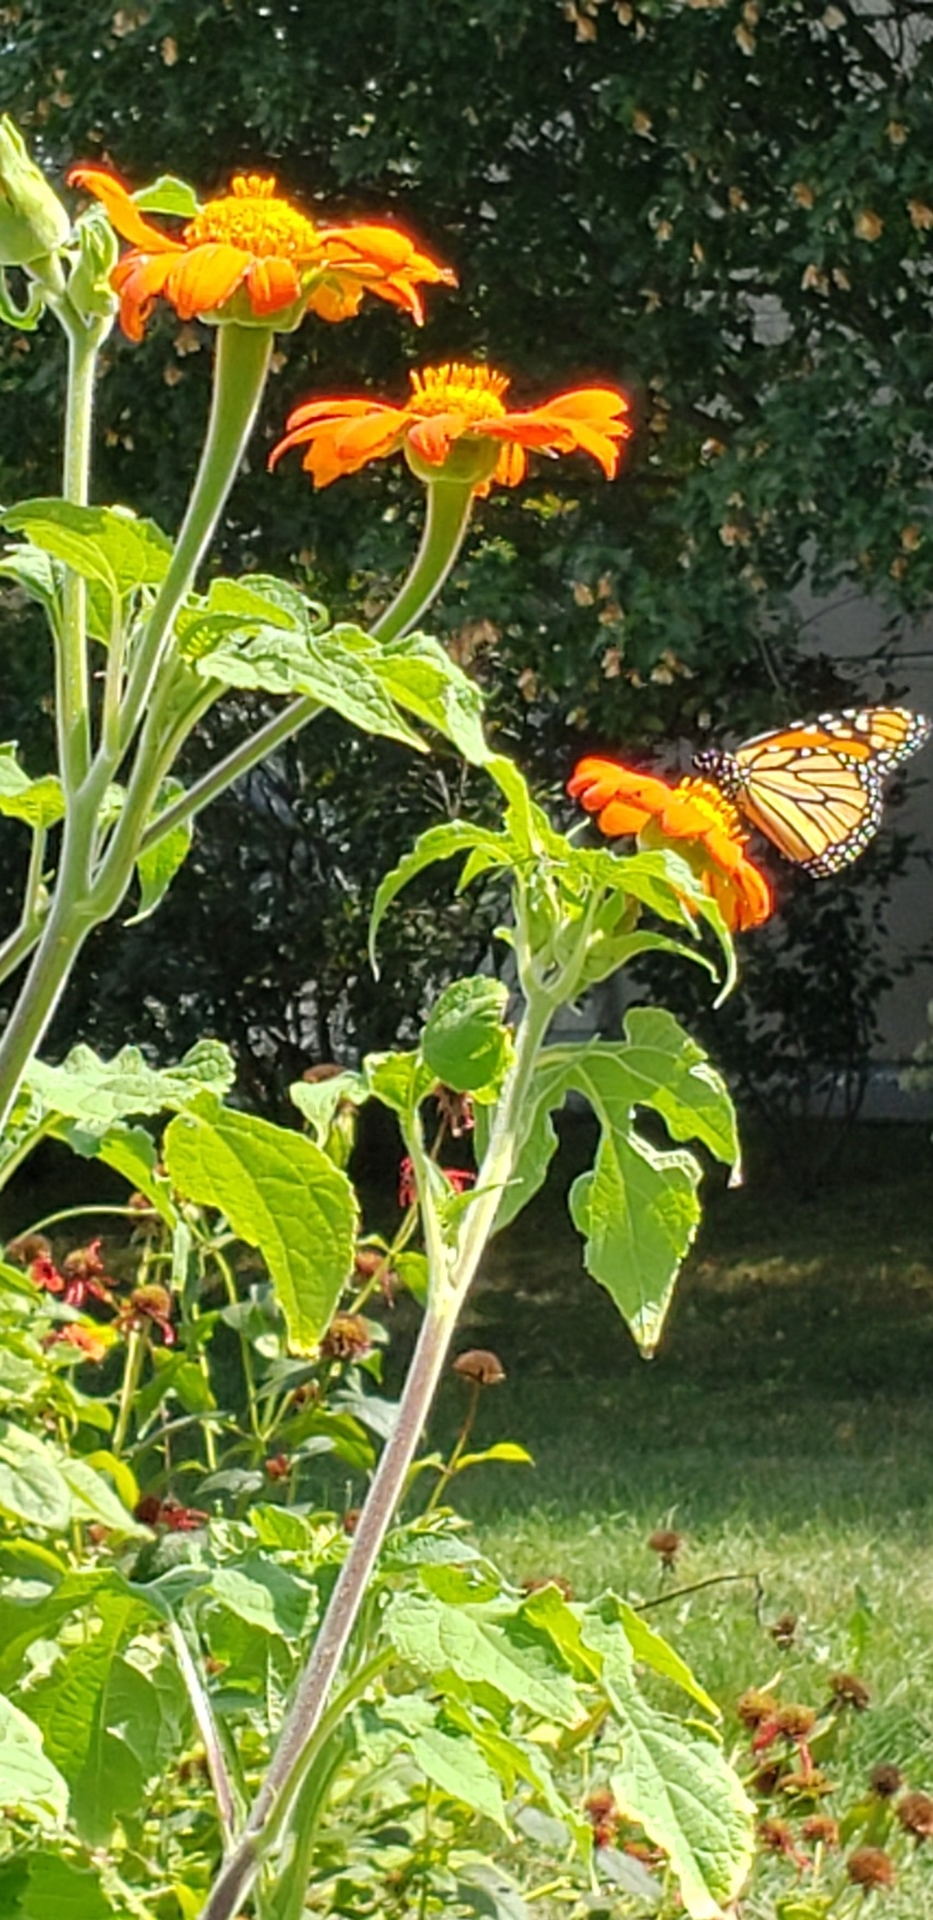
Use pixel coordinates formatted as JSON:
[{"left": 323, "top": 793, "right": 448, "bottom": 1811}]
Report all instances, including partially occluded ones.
[{"left": 372, "top": 477, "right": 476, "bottom": 643}]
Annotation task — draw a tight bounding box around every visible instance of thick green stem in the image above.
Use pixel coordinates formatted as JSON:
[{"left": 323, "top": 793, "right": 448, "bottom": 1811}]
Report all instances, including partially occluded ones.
[
  {"left": 0, "top": 801, "right": 98, "bottom": 1133},
  {"left": 137, "top": 695, "right": 323, "bottom": 858},
  {"left": 371, "top": 478, "right": 476, "bottom": 643},
  {"left": 119, "top": 324, "right": 274, "bottom": 748},
  {"left": 112, "top": 1325, "right": 145, "bottom": 1456},
  {"left": 196, "top": 986, "right": 555, "bottom": 1920}
]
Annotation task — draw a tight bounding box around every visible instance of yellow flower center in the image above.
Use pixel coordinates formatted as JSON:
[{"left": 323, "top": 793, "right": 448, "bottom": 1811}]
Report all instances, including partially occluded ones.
[
  {"left": 674, "top": 776, "right": 745, "bottom": 841},
  {"left": 184, "top": 174, "right": 322, "bottom": 261},
  {"left": 409, "top": 362, "right": 510, "bottom": 423}
]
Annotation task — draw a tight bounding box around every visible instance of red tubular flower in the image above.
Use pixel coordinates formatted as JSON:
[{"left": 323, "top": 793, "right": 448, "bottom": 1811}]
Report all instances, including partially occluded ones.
[
  {"left": 568, "top": 756, "right": 773, "bottom": 932},
  {"left": 67, "top": 166, "right": 455, "bottom": 340},
  {"left": 270, "top": 360, "right": 631, "bottom": 492}
]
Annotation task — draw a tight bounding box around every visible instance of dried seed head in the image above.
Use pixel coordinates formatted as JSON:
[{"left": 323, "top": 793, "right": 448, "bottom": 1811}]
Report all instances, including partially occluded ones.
[
  {"left": 829, "top": 1671, "right": 870, "bottom": 1711},
  {"left": 6, "top": 1231, "right": 52, "bottom": 1267},
  {"left": 452, "top": 1348, "right": 506, "bottom": 1386},
  {"left": 847, "top": 1846, "right": 896, "bottom": 1890},
  {"left": 896, "top": 1790, "right": 933, "bottom": 1842},
  {"left": 320, "top": 1313, "right": 371, "bottom": 1361},
  {"left": 774, "top": 1704, "right": 817, "bottom": 1742},
  {"left": 647, "top": 1528, "right": 683, "bottom": 1568},
  {"left": 769, "top": 1611, "right": 798, "bottom": 1649},
  {"left": 585, "top": 1786, "right": 619, "bottom": 1849},
  {"left": 802, "top": 1814, "right": 839, "bottom": 1846},
  {"left": 737, "top": 1687, "right": 779, "bottom": 1729},
  {"left": 522, "top": 1574, "right": 574, "bottom": 1601},
  {"left": 871, "top": 1764, "right": 904, "bottom": 1799}
]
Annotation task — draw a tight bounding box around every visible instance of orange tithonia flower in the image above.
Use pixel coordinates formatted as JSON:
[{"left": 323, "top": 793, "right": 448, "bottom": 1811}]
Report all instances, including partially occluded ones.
[
  {"left": 568, "top": 757, "right": 773, "bottom": 932},
  {"left": 269, "top": 361, "right": 631, "bottom": 491},
  {"left": 67, "top": 166, "right": 455, "bottom": 341}
]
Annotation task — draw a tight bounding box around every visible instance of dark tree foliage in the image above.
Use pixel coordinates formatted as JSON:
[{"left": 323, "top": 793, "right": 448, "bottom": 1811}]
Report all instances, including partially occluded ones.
[{"left": 0, "top": 0, "right": 931, "bottom": 1110}]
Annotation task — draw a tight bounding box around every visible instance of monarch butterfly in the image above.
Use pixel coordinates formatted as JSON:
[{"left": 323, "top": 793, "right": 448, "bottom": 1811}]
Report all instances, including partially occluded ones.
[{"left": 693, "top": 706, "right": 931, "bottom": 877}]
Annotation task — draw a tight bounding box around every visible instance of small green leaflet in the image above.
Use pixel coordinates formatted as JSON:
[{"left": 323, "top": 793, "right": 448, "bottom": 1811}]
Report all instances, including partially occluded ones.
[
  {"left": 0, "top": 742, "right": 64, "bottom": 830},
  {"left": 164, "top": 1094, "right": 358, "bottom": 1353},
  {"left": 422, "top": 976, "right": 512, "bottom": 1100},
  {"left": 132, "top": 173, "right": 201, "bottom": 218},
  {"left": 130, "top": 777, "right": 192, "bottom": 922}
]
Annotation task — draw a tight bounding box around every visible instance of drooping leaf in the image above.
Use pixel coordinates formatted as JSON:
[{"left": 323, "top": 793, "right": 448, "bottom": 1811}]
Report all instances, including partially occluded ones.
[
  {"left": 377, "top": 630, "right": 490, "bottom": 765},
  {"left": 164, "top": 1095, "right": 358, "bottom": 1353},
  {"left": 0, "top": 1420, "right": 70, "bottom": 1532},
  {"left": 2, "top": 499, "right": 172, "bottom": 599},
  {"left": 0, "top": 1693, "right": 69, "bottom": 1824},
  {"left": 383, "top": 1591, "right": 579, "bottom": 1724},
  {"left": 369, "top": 820, "right": 506, "bottom": 970},
  {"left": 195, "top": 619, "right": 426, "bottom": 749},
  {"left": 422, "top": 975, "right": 512, "bottom": 1099},
  {"left": 288, "top": 1069, "right": 368, "bottom": 1145},
  {"left": 130, "top": 777, "right": 193, "bottom": 923},
  {"left": 206, "top": 1556, "right": 317, "bottom": 1638},
  {"left": 611, "top": 1598, "right": 720, "bottom": 1719},
  {"left": 377, "top": 1695, "right": 507, "bottom": 1827}
]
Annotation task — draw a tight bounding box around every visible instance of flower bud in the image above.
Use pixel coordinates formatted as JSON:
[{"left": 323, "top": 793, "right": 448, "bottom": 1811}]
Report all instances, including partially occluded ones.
[{"left": 0, "top": 118, "right": 70, "bottom": 265}]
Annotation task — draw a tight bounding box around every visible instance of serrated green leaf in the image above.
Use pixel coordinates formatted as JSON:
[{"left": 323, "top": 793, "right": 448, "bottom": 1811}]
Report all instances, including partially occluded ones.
[
  {"left": 363, "top": 1048, "right": 435, "bottom": 1117},
  {"left": 58, "top": 1455, "right": 145, "bottom": 1536},
  {"left": 26, "top": 1038, "right": 235, "bottom": 1132},
  {"left": 0, "top": 1693, "right": 69, "bottom": 1824},
  {"left": 288, "top": 1069, "right": 368, "bottom": 1145},
  {"left": 195, "top": 619, "right": 426, "bottom": 749},
  {"left": 611, "top": 1598, "right": 720, "bottom": 1719},
  {"left": 378, "top": 1696, "right": 507, "bottom": 1826},
  {"left": 383, "top": 1592, "right": 579, "bottom": 1724},
  {"left": 422, "top": 975, "right": 512, "bottom": 1100},
  {"left": 164, "top": 1095, "right": 358, "bottom": 1353},
  {"left": 174, "top": 573, "right": 308, "bottom": 659}
]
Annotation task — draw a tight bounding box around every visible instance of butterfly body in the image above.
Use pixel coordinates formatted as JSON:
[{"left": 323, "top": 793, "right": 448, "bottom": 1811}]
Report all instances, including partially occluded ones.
[{"left": 694, "top": 706, "right": 931, "bottom": 877}]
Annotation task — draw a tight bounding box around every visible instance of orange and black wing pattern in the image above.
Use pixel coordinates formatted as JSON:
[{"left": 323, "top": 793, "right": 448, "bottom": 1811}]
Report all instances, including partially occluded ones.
[{"left": 694, "top": 707, "right": 931, "bottom": 877}]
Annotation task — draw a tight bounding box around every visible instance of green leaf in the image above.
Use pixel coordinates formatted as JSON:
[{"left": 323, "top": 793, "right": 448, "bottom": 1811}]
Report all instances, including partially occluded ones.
[
  {"left": 0, "top": 1420, "right": 70, "bottom": 1532},
  {"left": 130, "top": 778, "right": 193, "bottom": 923},
  {"left": 195, "top": 619, "right": 427, "bottom": 750},
  {"left": 27, "top": 1038, "right": 236, "bottom": 1133},
  {"left": 83, "top": 1123, "right": 176, "bottom": 1225},
  {"left": 369, "top": 820, "right": 505, "bottom": 970},
  {"left": 454, "top": 1442, "right": 534, "bottom": 1471},
  {"left": 363, "top": 1048, "right": 435, "bottom": 1117},
  {"left": 377, "top": 630, "right": 490, "bottom": 765},
  {"left": 132, "top": 173, "right": 201, "bottom": 218},
  {"left": 383, "top": 1591, "right": 580, "bottom": 1724},
  {"left": 0, "top": 1850, "right": 117, "bottom": 1919},
  {"left": 377, "top": 1696, "right": 507, "bottom": 1827},
  {"left": 0, "top": 742, "right": 64, "bottom": 830},
  {"left": 30, "top": 1597, "right": 188, "bottom": 1846},
  {"left": 0, "top": 1569, "right": 145, "bottom": 1693},
  {"left": 422, "top": 976, "right": 512, "bottom": 1099},
  {"left": 207, "top": 1556, "right": 317, "bottom": 1638},
  {"left": 2, "top": 499, "right": 172, "bottom": 600},
  {"left": 610, "top": 1598, "right": 720, "bottom": 1718},
  {"left": 164, "top": 1095, "right": 358, "bottom": 1353},
  {"left": 57, "top": 1455, "right": 145, "bottom": 1536},
  {"left": 174, "top": 573, "right": 310, "bottom": 660},
  {"left": 288, "top": 1069, "right": 368, "bottom": 1146},
  {"left": 0, "top": 547, "right": 62, "bottom": 635},
  {"left": 0, "top": 1693, "right": 69, "bottom": 1824}
]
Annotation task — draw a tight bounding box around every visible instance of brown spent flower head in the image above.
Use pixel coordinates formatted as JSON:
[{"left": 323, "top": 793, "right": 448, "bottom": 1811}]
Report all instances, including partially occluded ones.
[
  {"left": 263, "top": 1453, "right": 290, "bottom": 1481},
  {"left": 802, "top": 1814, "right": 839, "bottom": 1847},
  {"left": 738, "top": 1687, "right": 780, "bottom": 1730},
  {"left": 302, "top": 1061, "right": 346, "bottom": 1083},
  {"left": 871, "top": 1763, "right": 904, "bottom": 1799},
  {"left": 128, "top": 1189, "right": 157, "bottom": 1212},
  {"left": 751, "top": 1762, "right": 784, "bottom": 1797},
  {"left": 847, "top": 1846, "right": 896, "bottom": 1890},
  {"left": 6, "top": 1231, "right": 52, "bottom": 1267},
  {"left": 829, "top": 1670, "right": 871, "bottom": 1711},
  {"left": 781, "top": 1768, "right": 834, "bottom": 1801},
  {"left": 896, "top": 1790, "right": 933, "bottom": 1842},
  {"left": 343, "top": 1507, "right": 362, "bottom": 1536},
  {"left": 435, "top": 1084, "right": 476, "bottom": 1137},
  {"left": 120, "top": 1282, "right": 175, "bottom": 1344},
  {"left": 647, "top": 1527, "right": 683, "bottom": 1570},
  {"left": 320, "top": 1312, "right": 371, "bottom": 1361},
  {"left": 452, "top": 1348, "right": 506, "bottom": 1386},
  {"left": 758, "top": 1817, "right": 799, "bottom": 1858},
  {"left": 769, "top": 1612, "right": 798, "bottom": 1650},
  {"left": 62, "top": 1239, "right": 107, "bottom": 1281},
  {"left": 774, "top": 1704, "right": 817, "bottom": 1742},
  {"left": 134, "top": 1493, "right": 208, "bottom": 1531},
  {"left": 585, "top": 1786, "right": 620, "bottom": 1850}
]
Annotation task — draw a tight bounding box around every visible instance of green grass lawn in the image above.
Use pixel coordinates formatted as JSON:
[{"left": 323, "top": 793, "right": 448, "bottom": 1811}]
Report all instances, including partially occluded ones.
[{"left": 422, "top": 1120, "right": 933, "bottom": 1914}]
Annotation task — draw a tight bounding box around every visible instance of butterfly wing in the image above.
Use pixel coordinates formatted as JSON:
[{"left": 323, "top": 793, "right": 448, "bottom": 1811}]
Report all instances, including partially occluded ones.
[{"left": 698, "top": 707, "right": 930, "bottom": 876}]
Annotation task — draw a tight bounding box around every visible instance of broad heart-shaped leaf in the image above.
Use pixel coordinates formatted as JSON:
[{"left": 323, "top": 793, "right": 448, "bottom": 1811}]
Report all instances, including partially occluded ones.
[
  {"left": 0, "top": 1420, "right": 71, "bottom": 1532},
  {"left": 581, "top": 1607, "right": 753, "bottom": 1920},
  {"left": 163, "top": 1094, "right": 358, "bottom": 1353},
  {"left": 2, "top": 500, "right": 172, "bottom": 599},
  {"left": 0, "top": 1693, "right": 69, "bottom": 1824},
  {"left": 0, "top": 742, "right": 64, "bottom": 830},
  {"left": 382, "top": 1590, "right": 580, "bottom": 1725},
  {"left": 25, "top": 1038, "right": 235, "bottom": 1134},
  {"left": 422, "top": 976, "right": 512, "bottom": 1100},
  {"left": 28, "top": 1590, "right": 189, "bottom": 1846},
  {"left": 130, "top": 778, "right": 193, "bottom": 923}
]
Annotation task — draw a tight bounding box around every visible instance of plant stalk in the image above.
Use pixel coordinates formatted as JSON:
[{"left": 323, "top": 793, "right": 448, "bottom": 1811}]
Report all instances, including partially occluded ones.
[{"left": 372, "top": 477, "right": 476, "bottom": 644}]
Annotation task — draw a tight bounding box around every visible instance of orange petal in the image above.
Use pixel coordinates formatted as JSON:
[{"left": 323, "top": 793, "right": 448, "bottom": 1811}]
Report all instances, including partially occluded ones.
[
  {"left": 165, "top": 243, "right": 248, "bottom": 319},
  {"left": 67, "top": 166, "right": 180, "bottom": 253},
  {"left": 407, "top": 411, "right": 471, "bottom": 465},
  {"left": 306, "top": 278, "right": 364, "bottom": 323},
  {"left": 597, "top": 799, "right": 652, "bottom": 836},
  {"left": 493, "top": 441, "right": 526, "bottom": 488},
  {"left": 657, "top": 793, "right": 709, "bottom": 836},
  {"left": 331, "top": 411, "right": 410, "bottom": 464},
  {"left": 569, "top": 759, "right": 673, "bottom": 815},
  {"left": 111, "top": 250, "right": 177, "bottom": 340},
  {"left": 284, "top": 397, "right": 386, "bottom": 430},
  {"left": 245, "top": 254, "right": 301, "bottom": 315}
]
